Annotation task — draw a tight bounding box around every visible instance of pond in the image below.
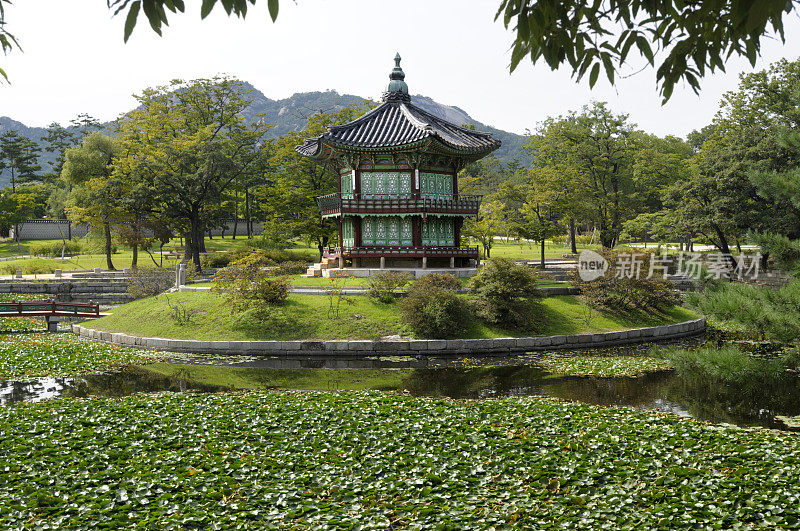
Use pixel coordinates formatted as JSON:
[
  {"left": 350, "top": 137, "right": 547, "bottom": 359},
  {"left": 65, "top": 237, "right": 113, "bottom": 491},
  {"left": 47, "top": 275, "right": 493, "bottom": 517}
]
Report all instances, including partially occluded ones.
[{"left": 3, "top": 357, "right": 800, "bottom": 430}]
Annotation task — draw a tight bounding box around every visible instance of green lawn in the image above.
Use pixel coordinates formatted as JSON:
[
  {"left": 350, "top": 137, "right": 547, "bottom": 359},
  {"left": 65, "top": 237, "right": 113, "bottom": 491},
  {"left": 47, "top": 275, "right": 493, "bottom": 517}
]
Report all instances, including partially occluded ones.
[
  {"left": 3, "top": 391, "right": 800, "bottom": 528},
  {"left": 478, "top": 240, "right": 597, "bottom": 260},
  {"left": 85, "top": 291, "right": 697, "bottom": 341}
]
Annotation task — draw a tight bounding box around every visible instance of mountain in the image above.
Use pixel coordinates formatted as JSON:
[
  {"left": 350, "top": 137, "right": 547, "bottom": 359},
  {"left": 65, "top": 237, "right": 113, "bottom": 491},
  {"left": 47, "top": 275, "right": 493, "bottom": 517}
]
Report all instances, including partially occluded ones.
[{"left": 0, "top": 86, "right": 529, "bottom": 188}]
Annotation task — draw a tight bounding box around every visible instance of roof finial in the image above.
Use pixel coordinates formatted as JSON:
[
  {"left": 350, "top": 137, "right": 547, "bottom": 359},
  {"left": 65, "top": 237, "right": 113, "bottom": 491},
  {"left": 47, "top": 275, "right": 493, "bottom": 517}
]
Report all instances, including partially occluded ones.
[{"left": 384, "top": 52, "right": 410, "bottom": 102}]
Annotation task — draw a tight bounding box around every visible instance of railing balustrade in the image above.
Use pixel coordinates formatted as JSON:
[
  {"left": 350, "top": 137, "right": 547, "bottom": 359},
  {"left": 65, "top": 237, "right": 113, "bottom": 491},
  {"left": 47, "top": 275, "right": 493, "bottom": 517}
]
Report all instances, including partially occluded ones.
[{"left": 316, "top": 193, "right": 483, "bottom": 216}]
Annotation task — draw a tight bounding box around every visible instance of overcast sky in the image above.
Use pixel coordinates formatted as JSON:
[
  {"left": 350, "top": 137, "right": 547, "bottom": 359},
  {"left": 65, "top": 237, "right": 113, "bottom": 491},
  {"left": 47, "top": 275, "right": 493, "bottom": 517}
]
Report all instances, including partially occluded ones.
[{"left": 2, "top": 0, "right": 799, "bottom": 138}]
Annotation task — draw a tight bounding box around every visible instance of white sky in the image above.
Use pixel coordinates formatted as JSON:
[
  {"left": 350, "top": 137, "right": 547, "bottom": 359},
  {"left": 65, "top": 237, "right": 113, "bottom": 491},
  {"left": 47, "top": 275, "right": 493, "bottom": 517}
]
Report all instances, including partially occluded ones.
[{"left": 1, "top": 0, "right": 799, "bottom": 137}]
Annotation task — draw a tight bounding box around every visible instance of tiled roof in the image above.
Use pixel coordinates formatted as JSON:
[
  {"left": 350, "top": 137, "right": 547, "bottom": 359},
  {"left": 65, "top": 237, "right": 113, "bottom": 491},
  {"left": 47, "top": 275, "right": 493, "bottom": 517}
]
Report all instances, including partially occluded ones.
[{"left": 296, "top": 99, "right": 501, "bottom": 158}]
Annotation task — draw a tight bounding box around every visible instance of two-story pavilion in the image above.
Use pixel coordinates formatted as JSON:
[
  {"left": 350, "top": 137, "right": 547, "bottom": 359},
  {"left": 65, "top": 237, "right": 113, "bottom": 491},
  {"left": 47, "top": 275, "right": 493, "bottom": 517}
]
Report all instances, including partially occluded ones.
[{"left": 296, "top": 54, "right": 500, "bottom": 274}]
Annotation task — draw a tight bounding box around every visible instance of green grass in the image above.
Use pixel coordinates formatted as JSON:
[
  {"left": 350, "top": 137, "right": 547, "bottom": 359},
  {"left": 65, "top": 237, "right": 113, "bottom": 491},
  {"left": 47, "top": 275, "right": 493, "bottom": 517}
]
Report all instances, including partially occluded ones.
[
  {"left": 86, "top": 291, "right": 697, "bottom": 341},
  {"left": 0, "top": 239, "right": 66, "bottom": 258},
  {"left": 480, "top": 240, "right": 596, "bottom": 260},
  {"left": 3, "top": 391, "right": 800, "bottom": 528}
]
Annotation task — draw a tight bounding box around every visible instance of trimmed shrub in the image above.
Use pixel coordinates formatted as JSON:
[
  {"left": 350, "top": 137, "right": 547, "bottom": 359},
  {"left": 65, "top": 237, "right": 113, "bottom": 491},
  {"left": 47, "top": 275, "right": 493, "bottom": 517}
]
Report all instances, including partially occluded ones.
[
  {"left": 29, "top": 240, "right": 84, "bottom": 257},
  {"left": 468, "top": 257, "right": 542, "bottom": 328},
  {"left": 127, "top": 267, "right": 174, "bottom": 299},
  {"left": 367, "top": 271, "right": 411, "bottom": 303},
  {"left": 400, "top": 279, "right": 470, "bottom": 339}
]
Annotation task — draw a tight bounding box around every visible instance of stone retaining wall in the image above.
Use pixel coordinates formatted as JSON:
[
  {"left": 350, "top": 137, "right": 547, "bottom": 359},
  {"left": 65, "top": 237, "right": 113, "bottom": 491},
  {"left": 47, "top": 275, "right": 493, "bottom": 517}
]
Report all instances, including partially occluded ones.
[
  {"left": 0, "top": 281, "right": 131, "bottom": 304},
  {"left": 72, "top": 317, "right": 705, "bottom": 357}
]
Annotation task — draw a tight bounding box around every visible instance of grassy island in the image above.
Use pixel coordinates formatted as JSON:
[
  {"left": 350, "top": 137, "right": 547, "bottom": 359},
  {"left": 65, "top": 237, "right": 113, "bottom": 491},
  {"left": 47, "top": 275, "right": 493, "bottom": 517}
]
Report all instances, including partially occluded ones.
[{"left": 84, "top": 292, "right": 697, "bottom": 341}]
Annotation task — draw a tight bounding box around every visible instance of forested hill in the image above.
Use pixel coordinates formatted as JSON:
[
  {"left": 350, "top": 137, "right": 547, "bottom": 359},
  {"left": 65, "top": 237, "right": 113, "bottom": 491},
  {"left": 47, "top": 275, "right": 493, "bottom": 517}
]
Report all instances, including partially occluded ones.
[{"left": 0, "top": 86, "right": 528, "bottom": 187}]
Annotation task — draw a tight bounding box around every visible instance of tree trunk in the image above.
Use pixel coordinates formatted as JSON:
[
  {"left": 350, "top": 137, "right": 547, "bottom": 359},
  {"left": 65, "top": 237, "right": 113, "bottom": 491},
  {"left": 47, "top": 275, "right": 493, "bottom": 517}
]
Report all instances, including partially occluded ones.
[
  {"left": 131, "top": 243, "right": 138, "bottom": 269},
  {"left": 540, "top": 238, "right": 545, "bottom": 268},
  {"left": 569, "top": 219, "right": 578, "bottom": 254},
  {"left": 197, "top": 225, "right": 207, "bottom": 253},
  {"left": 183, "top": 233, "right": 193, "bottom": 262},
  {"left": 190, "top": 215, "right": 203, "bottom": 272},
  {"left": 104, "top": 223, "right": 116, "bottom": 270},
  {"left": 245, "top": 188, "right": 252, "bottom": 239}
]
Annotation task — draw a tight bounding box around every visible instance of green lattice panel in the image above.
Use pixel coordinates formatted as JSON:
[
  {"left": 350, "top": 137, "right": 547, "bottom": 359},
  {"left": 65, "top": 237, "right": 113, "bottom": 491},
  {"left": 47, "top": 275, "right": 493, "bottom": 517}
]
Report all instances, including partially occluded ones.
[
  {"left": 342, "top": 218, "right": 355, "bottom": 247},
  {"left": 361, "top": 172, "right": 413, "bottom": 198},
  {"left": 422, "top": 217, "right": 455, "bottom": 246},
  {"left": 420, "top": 172, "right": 453, "bottom": 199},
  {"left": 341, "top": 172, "right": 354, "bottom": 198}
]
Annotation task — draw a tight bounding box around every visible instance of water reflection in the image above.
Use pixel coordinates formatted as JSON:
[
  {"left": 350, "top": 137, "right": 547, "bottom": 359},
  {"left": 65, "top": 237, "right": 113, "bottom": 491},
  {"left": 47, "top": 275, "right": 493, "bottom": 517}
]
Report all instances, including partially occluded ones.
[
  {"left": 3, "top": 360, "right": 800, "bottom": 430},
  {"left": 0, "top": 368, "right": 226, "bottom": 406}
]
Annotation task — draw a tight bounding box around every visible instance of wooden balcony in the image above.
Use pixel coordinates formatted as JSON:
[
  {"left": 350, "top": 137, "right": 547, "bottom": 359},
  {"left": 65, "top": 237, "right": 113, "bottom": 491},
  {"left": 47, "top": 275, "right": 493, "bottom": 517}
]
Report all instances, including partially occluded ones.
[
  {"left": 316, "top": 193, "right": 482, "bottom": 218},
  {"left": 323, "top": 245, "right": 479, "bottom": 260}
]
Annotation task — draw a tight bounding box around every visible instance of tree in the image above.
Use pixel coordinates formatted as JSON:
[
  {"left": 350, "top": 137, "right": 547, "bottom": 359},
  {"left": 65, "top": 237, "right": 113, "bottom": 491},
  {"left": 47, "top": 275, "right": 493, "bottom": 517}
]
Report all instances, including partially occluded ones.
[
  {"left": 43, "top": 122, "right": 79, "bottom": 176},
  {"left": 528, "top": 102, "right": 637, "bottom": 248},
  {"left": 114, "top": 77, "right": 270, "bottom": 270},
  {"left": 62, "top": 132, "right": 124, "bottom": 270},
  {"left": 0, "top": 188, "right": 30, "bottom": 239},
  {"left": 260, "top": 104, "right": 371, "bottom": 259},
  {"left": 0, "top": 130, "right": 41, "bottom": 191},
  {"left": 668, "top": 58, "right": 800, "bottom": 259},
  {"left": 463, "top": 199, "right": 504, "bottom": 259},
  {"left": 496, "top": 0, "right": 798, "bottom": 101}
]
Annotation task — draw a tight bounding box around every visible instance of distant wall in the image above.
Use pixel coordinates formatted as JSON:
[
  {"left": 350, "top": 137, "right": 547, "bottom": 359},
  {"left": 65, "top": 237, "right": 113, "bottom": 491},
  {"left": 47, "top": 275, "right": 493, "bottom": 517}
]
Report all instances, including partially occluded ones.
[
  {"left": 11, "top": 219, "right": 262, "bottom": 240},
  {"left": 10, "top": 220, "right": 90, "bottom": 240}
]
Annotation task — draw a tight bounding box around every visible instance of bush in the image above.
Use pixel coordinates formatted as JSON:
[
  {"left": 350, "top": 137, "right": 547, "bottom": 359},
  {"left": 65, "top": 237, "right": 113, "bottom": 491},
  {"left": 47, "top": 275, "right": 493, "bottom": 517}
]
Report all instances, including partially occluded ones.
[
  {"left": 127, "top": 268, "right": 174, "bottom": 299},
  {"left": 572, "top": 250, "right": 680, "bottom": 312},
  {"left": 413, "top": 272, "right": 463, "bottom": 292},
  {"left": 271, "top": 260, "right": 311, "bottom": 277},
  {"left": 29, "top": 240, "right": 84, "bottom": 257},
  {"left": 468, "top": 257, "right": 542, "bottom": 328},
  {"left": 212, "top": 252, "right": 291, "bottom": 311},
  {"left": 200, "top": 248, "right": 315, "bottom": 269},
  {"left": 239, "top": 276, "right": 291, "bottom": 306},
  {"left": 685, "top": 280, "right": 800, "bottom": 342},
  {"left": 366, "top": 271, "right": 411, "bottom": 303},
  {"left": 400, "top": 278, "right": 470, "bottom": 339}
]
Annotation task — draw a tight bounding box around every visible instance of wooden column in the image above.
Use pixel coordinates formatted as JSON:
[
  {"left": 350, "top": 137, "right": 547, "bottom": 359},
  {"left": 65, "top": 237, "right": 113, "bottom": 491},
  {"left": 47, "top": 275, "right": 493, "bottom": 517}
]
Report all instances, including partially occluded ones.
[
  {"left": 337, "top": 217, "right": 343, "bottom": 249},
  {"left": 355, "top": 216, "right": 362, "bottom": 247},
  {"left": 454, "top": 218, "right": 462, "bottom": 247},
  {"left": 412, "top": 216, "right": 422, "bottom": 248},
  {"left": 452, "top": 169, "right": 458, "bottom": 197}
]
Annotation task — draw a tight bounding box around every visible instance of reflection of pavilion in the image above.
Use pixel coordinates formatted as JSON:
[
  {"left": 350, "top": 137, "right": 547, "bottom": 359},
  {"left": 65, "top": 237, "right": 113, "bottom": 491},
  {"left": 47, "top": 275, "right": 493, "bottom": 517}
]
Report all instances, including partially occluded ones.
[{"left": 297, "top": 54, "right": 500, "bottom": 278}]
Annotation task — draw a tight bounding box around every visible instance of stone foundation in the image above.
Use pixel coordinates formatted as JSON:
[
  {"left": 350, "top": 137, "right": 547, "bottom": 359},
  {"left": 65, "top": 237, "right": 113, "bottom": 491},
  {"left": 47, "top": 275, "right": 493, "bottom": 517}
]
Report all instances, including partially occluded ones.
[{"left": 73, "top": 317, "right": 705, "bottom": 356}]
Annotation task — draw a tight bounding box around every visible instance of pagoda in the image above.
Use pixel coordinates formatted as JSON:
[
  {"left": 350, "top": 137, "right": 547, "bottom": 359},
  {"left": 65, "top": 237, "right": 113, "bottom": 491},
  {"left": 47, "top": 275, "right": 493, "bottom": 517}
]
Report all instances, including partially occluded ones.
[{"left": 297, "top": 54, "right": 500, "bottom": 276}]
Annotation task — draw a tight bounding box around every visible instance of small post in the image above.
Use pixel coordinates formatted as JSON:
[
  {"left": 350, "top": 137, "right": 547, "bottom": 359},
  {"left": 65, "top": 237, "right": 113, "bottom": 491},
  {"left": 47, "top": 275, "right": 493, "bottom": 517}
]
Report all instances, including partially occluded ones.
[
  {"left": 54, "top": 269, "right": 62, "bottom": 278},
  {"left": 46, "top": 316, "right": 58, "bottom": 333},
  {"left": 338, "top": 256, "right": 345, "bottom": 268},
  {"left": 123, "top": 268, "right": 132, "bottom": 276},
  {"left": 450, "top": 256, "right": 455, "bottom": 269},
  {"left": 175, "top": 263, "right": 186, "bottom": 288},
  {"left": 422, "top": 257, "right": 427, "bottom": 269},
  {"left": 379, "top": 257, "right": 385, "bottom": 270},
  {"left": 93, "top": 267, "right": 101, "bottom": 274},
  {"left": 14, "top": 270, "right": 22, "bottom": 279}
]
